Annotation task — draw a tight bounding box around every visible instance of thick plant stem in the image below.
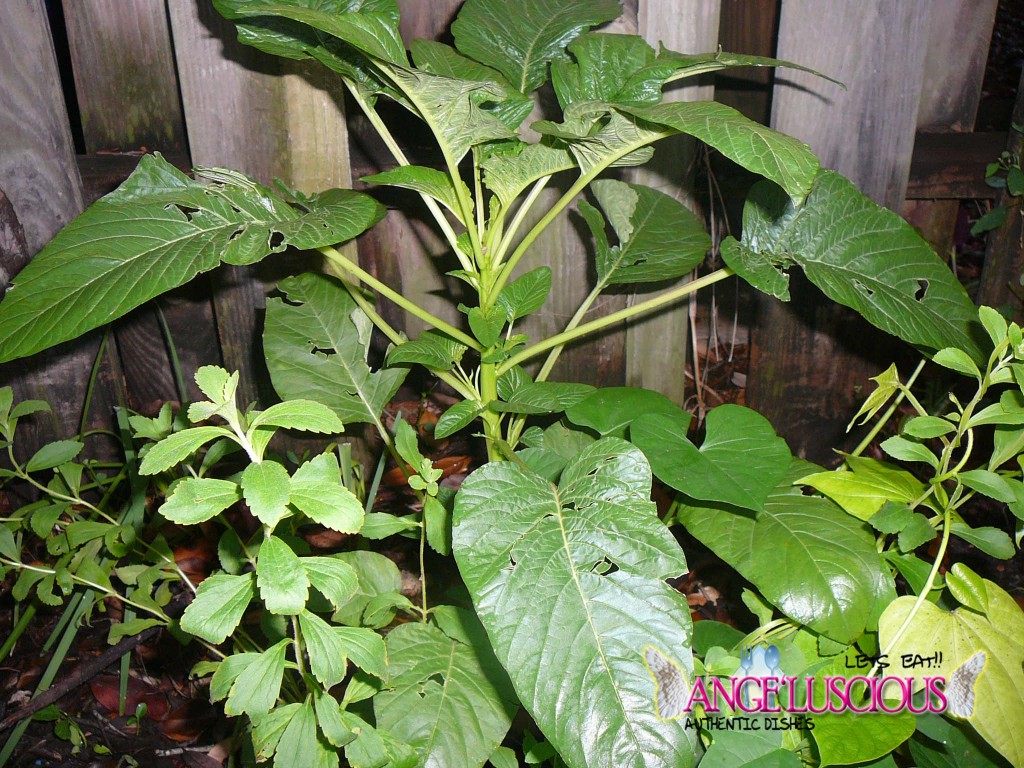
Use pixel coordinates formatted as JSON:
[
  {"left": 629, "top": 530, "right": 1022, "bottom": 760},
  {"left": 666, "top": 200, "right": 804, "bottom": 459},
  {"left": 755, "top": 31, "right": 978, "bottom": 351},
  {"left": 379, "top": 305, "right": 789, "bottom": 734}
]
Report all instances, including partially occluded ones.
[
  {"left": 319, "top": 246, "right": 481, "bottom": 351},
  {"left": 479, "top": 362, "right": 503, "bottom": 463},
  {"left": 498, "top": 268, "right": 735, "bottom": 375},
  {"left": 493, "top": 176, "right": 551, "bottom": 266}
]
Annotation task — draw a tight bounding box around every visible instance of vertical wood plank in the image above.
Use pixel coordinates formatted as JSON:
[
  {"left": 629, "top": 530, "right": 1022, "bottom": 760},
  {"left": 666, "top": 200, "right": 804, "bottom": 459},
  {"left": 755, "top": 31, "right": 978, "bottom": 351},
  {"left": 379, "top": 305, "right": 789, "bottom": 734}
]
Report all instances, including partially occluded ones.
[
  {"left": 169, "top": 2, "right": 356, "bottom": 406},
  {"left": 0, "top": 0, "right": 124, "bottom": 457},
  {"left": 623, "top": 0, "right": 720, "bottom": 402},
  {"left": 62, "top": 0, "right": 223, "bottom": 413},
  {"left": 747, "top": 0, "right": 932, "bottom": 460},
  {"left": 62, "top": 0, "right": 186, "bottom": 152},
  {"left": 715, "top": 0, "right": 779, "bottom": 123},
  {"left": 903, "top": 0, "right": 997, "bottom": 259}
]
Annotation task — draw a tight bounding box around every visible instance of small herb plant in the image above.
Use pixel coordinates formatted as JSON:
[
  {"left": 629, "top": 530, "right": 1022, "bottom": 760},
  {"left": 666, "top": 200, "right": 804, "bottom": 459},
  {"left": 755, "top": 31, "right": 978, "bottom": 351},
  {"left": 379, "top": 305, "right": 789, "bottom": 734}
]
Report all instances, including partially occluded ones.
[
  {"left": 972, "top": 121, "right": 1022, "bottom": 235},
  {"left": 0, "top": 1, "right": 1021, "bottom": 767}
]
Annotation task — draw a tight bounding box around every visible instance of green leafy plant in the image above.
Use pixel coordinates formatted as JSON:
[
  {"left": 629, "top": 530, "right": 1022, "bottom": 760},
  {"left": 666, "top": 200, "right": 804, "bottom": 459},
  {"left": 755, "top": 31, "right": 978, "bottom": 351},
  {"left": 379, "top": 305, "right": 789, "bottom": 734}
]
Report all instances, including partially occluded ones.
[
  {"left": 0, "top": 1, "right": 1020, "bottom": 767},
  {"left": 972, "top": 122, "right": 1022, "bottom": 235}
]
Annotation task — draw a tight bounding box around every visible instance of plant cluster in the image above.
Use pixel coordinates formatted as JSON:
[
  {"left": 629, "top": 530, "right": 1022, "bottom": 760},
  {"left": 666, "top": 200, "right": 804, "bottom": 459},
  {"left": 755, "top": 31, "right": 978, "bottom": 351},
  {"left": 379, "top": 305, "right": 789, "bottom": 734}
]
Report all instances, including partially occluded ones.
[{"left": 0, "top": 1, "right": 1021, "bottom": 767}]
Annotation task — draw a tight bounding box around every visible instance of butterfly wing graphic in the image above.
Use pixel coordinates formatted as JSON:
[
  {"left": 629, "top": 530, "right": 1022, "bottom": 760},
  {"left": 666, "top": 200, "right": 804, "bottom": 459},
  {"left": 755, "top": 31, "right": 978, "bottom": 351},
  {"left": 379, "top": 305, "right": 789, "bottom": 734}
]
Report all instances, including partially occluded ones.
[
  {"left": 946, "top": 650, "right": 986, "bottom": 718},
  {"left": 643, "top": 646, "right": 690, "bottom": 720}
]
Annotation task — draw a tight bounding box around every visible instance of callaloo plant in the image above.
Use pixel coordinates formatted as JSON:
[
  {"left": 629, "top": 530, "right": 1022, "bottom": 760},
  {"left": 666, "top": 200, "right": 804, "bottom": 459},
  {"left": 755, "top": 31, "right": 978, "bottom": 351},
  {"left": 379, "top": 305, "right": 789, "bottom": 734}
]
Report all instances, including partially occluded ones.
[{"left": 0, "top": 1, "right": 1019, "bottom": 767}]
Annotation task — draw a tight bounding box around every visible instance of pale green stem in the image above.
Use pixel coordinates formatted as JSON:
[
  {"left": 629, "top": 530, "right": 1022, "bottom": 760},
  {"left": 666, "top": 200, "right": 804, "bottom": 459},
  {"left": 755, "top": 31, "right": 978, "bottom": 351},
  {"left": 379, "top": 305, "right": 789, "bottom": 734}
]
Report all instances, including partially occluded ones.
[
  {"left": 319, "top": 246, "right": 481, "bottom": 351},
  {"left": 498, "top": 268, "right": 735, "bottom": 375},
  {"left": 849, "top": 359, "right": 926, "bottom": 458},
  {"left": 345, "top": 86, "right": 468, "bottom": 269},
  {"left": 869, "top": 501, "right": 952, "bottom": 679},
  {"left": 0, "top": 558, "right": 171, "bottom": 622},
  {"left": 323, "top": 260, "right": 478, "bottom": 402},
  {"left": 291, "top": 616, "right": 306, "bottom": 678},
  {"left": 506, "top": 281, "right": 605, "bottom": 448},
  {"left": 493, "top": 176, "right": 551, "bottom": 267}
]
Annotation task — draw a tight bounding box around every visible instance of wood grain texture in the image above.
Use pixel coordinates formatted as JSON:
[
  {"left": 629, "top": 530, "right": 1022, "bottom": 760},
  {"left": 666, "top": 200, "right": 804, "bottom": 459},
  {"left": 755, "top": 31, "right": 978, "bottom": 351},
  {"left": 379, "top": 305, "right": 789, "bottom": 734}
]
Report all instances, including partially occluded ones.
[
  {"left": 168, "top": 2, "right": 355, "bottom": 406},
  {"left": 902, "top": 0, "right": 997, "bottom": 279},
  {"left": 62, "top": 0, "right": 220, "bottom": 413},
  {"left": 622, "top": 0, "right": 720, "bottom": 402},
  {"left": 61, "top": 0, "right": 186, "bottom": 152},
  {"left": 747, "top": 0, "right": 932, "bottom": 461},
  {"left": 0, "top": 0, "right": 125, "bottom": 458},
  {"left": 716, "top": 0, "right": 779, "bottom": 123}
]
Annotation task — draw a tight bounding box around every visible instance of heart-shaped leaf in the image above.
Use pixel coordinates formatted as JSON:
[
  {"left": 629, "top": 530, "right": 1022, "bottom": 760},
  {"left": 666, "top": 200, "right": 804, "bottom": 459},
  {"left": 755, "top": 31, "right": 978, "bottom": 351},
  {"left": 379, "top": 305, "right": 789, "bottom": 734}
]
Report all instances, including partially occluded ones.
[{"left": 631, "top": 404, "right": 790, "bottom": 512}]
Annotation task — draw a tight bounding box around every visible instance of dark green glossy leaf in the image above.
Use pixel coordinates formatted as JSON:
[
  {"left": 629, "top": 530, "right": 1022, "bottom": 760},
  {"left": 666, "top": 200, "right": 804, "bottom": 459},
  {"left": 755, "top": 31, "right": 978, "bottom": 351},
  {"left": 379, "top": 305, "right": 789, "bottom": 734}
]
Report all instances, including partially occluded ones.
[
  {"left": 675, "top": 461, "right": 896, "bottom": 644},
  {"left": 454, "top": 438, "right": 698, "bottom": 768},
  {"left": 734, "top": 172, "right": 985, "bottom": 362},
  {"left": 213, "top": 0, "right": 407, "bottom": 65},
  {"left": 582, "top": 179, "right": 710, "bottom": 285},
  {"left": 411, "top": 40, "right": 534, "bottom": 130},
  {"left": 388, "top": 330, "right": 468, "bottom": 372},
  {"left": 552, "top": 33, "right": 674, "bottom": 108},
  {"left": 363, "top": 165, "right": 471, "bottom": 223},
  {"left": 489, "top": 381, "right": 595, "bottom": 415},
  {"left": 496, "top": 267, "right": 552, "bottom": 321},
  {"left": 0, "top": 156, "right": 383, "bottom": 363},
  {"left": 565, "top": 386, "right": 687, "bottom": 439},
  {"left": 26, "top": 440, "right": 83, "bottom": 473},
  {"left": 435, "top": 401, "right": 482, "bottom": 439},
  {"left": 632, "top": 404, "right": 790, "bottom": 512}
]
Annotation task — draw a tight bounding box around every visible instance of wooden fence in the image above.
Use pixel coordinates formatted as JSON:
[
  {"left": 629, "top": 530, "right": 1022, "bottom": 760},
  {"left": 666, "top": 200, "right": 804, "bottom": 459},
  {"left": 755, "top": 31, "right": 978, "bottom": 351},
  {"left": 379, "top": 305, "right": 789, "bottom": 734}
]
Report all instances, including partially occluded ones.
[{"left": 0, "top": 0, "right": 1017, "bottom": 461}]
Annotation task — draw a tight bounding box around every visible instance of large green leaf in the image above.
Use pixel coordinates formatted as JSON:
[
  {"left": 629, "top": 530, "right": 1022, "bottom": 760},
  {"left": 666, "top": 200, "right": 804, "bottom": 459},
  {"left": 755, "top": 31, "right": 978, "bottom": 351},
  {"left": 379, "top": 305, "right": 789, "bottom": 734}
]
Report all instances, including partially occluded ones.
[
  {"left": 729, "top": 172, "right": 985, "bottom": 362},
  {"left": 0, "top": 155, "right": 383, "bottom": 363},
  {"left": 451, "top": 0, "right": 622, "bottom": 94},
  {"left": 566, "top": 386, "right": 688, "bottom": 439},
  {"left": 264, "top": 272, "right": 406, "bottom": 425},
  {"left": 290, "top": 453, "right": 364, "bottom": 533},
  {"left": 480, "top": 141, "right": 577, "bottom": 209},
  {"left": 552, "top": 33, "right": 675, "bottom": 108},
  {"left": 375, "top": 620, "right": 518, "bottom": 768},
  {"left": 160, "top": 477, "right": 241, "bottom": 525},
  {"left": 453, "top": 438, "right": 698, "bottom": 768},
  {"left": 620, "top": 102, "right": 819, "bottom": 203},
  {"left": 362, "top": 166, "right": 471, "bottom": 223},
  {"left": 631, "top": 404, "right": 790, "bottom": 512},
  {"left": 385, "top": 66, "right": 518, "bottom": 164},
  {"left": 807, "top": 649, "right": 916, "bottom": 767},
  {"left": 411, "top": 40, "right": 535, "bottom": 131},
  {"left": 699, "top": 727, "right": 800, "bottom": 768},
  {"left": 879, "top": 569, "right": 1024, "bottom": 768},
  {"left": 212, "top": 0, "right": 407, "bottom": 65},
  {"left": 675, "top": 460, "right": 896, "bottom": 644},
  {"left": 180, "top": 573, "right": 255, "bottom": 644},
  {"left": 581, "top": 179, "right": 710, "bottom": 285}
]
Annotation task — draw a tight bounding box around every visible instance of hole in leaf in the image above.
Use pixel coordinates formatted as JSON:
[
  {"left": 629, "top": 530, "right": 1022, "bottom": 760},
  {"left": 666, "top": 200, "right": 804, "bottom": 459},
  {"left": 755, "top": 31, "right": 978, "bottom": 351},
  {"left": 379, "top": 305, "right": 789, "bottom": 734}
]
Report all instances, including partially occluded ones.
[
  {"left": 269, "top": 232, "right": 285, "bottom": 250},
  {"left": 852, "top": 279, "right": 874, "bottom": 299},
  {"left": 915, "top": 279, "right": 928, "bottom": 301},
  {"left": 171, "top": 203, "right": 201, "bottom": 222},
  {"left": 591, "top": 557, "right": 619, "bottom": 576}
]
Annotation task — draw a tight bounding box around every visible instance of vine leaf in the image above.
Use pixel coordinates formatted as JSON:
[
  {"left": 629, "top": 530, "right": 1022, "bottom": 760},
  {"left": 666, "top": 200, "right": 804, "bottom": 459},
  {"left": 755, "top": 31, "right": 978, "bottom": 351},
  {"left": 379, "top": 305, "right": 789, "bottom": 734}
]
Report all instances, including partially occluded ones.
[
  {"left": 675, "top": 460, "right": 896, "bottom": 644},
  {"left": 453, "top": 438, "right": 698, "bottom": 768},
  {"left": 0, "top": 155, "right": 383, "bottom": 364},
  {"left": 264, "top": 272, "right": 407, "bottom": 425},
  {"left": 374, "top": 619, "right": 518, "bottom": 768}
]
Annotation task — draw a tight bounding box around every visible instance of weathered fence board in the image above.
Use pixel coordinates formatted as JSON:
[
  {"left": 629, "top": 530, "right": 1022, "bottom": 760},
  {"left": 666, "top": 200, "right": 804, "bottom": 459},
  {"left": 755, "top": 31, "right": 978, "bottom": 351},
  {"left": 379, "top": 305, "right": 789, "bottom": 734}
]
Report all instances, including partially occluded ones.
[
  {"left": 747, "top": 0, "right": 932, "bottom": 461},
  {"left": 621, "top": 1, "right": 721, "bottom": 403},
  {"left": 62, "top": 0, "right": 223, "bottom": 412},
  {"left": 903, "top": 0, "right": 997, "bottom": 259},
  {"left": 0, "top": 0, "right": 124, "bottom": 458},
  {"left": 977, "top": 68, "right": 1024, "bottom": 316}
]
